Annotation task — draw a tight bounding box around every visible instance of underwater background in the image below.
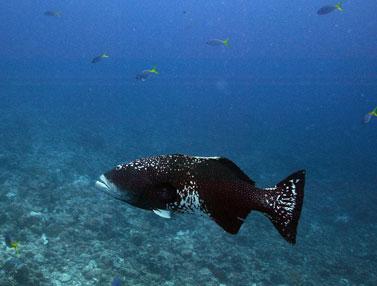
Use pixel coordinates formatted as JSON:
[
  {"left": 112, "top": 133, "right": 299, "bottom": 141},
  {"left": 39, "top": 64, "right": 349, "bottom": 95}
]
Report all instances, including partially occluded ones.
[{"left": 1, "top": 0, "right": 377, "bottom": 285}]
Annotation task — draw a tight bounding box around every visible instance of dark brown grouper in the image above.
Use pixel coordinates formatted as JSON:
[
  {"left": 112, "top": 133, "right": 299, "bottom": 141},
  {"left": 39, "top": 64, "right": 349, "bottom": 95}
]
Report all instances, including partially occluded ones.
[{"left": 95, "top": 154, "right": 305, "bottom": 244}]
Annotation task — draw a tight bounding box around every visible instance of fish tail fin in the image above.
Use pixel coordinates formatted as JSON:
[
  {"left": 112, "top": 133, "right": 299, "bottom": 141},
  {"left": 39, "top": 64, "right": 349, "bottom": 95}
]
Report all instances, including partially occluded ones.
[
  {"left": 151, "top": 66, "right": 159, "bottom": 74},
  {"left": 258, "top": 170, "right": 305, "bottom": 244},
  {"left": 223, "top": 38, "right": 230, "bottom": 47},
  {"left": 335, "top": 2, "right": 344, "bottom": 11},
  {"left": 372, "top": 107, "right": 377, "bottom": 116}
]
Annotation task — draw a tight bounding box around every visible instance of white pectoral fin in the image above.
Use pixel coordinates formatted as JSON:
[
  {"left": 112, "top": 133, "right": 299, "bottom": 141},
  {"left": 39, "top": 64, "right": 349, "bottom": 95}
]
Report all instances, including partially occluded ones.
[{"left": 153, "top": 209, "right": 171, "bottom": 219}]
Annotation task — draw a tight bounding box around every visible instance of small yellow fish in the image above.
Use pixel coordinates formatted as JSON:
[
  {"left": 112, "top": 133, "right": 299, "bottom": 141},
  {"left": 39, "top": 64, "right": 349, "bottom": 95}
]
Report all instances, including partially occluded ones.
[
  {"left": 363, "top": 107, "right": 377, "bottom": 124},
  {"left": 206, "top": 38, "right": 230, "bottom": 47},
  {"left": 136, "top": 66, "right": 159, "bottom": 81},
  {"left": 335, "top": 2, "right": 344, "bottom": 12},
  {"left": 146, "top": 66, "right": 159, "bottom": 74},
  {"left": 317, "top": 2, "right": 344, "bottom": 15},
  {"left": 92, "top": 53, "right": 110, "bottom": 63},
  {"left": 44, "top": 11, "right": 61, "bottom": 17},
  {"left": 10, "top": 241, "right": 20, "bottom": 254},
  {"left": 370, "top": 107, "right": 377, "bottom": 116}
]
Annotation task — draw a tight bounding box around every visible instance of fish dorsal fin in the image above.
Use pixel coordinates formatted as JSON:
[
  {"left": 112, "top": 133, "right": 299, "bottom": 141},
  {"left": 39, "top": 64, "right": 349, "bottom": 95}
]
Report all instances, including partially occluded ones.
[
  {"left": 153, "top": 209, "right": 171, "bottom": 219},
  {"left": 215, "top": 157, "right": 255, "bottom": 186}
]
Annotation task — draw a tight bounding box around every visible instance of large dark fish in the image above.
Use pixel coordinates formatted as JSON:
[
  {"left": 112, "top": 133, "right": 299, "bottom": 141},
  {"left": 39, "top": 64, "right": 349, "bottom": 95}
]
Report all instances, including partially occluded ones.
[{"left": 96, "top": 154, "right": 305, "bottom": 244}]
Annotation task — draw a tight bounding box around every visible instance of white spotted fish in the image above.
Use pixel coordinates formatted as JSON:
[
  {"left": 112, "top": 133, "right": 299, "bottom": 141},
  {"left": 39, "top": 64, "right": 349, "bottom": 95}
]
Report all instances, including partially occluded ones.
[{"left": 96, "top": 154, "right": 305, "bottom": 244}]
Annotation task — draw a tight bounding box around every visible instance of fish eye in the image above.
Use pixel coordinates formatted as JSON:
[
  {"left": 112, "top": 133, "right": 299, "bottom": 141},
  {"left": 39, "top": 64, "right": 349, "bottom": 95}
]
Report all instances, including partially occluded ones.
[{"left": 116, "top": 165, "right": 122, "bottom": 170}]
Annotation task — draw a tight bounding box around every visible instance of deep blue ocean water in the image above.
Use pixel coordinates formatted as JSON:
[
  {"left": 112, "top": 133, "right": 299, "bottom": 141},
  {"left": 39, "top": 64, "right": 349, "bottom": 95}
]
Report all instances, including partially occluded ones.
[{"left": 1, "top": 1, "right": 377, "bottom": 285}]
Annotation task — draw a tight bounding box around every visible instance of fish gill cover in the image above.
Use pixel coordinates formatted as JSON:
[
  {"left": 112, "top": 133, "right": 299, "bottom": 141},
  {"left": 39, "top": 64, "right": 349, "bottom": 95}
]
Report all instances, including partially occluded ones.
[{"left": 0, "top": 0, "right": 377, "bottom": 286}]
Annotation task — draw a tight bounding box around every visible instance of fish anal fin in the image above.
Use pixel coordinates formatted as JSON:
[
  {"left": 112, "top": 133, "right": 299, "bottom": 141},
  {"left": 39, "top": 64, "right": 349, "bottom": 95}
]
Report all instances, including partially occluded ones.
[
  {"left": 204, "top": 193, "right": 251, "bottom": 234},
  {"left": 211, "top": 212, "right": 247, "bottom": 234}
]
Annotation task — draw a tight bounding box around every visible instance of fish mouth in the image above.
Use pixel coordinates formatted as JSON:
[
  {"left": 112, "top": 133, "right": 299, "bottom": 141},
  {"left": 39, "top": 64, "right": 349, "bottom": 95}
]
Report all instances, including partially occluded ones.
[
  {"left": 95, "top": 174, "right": 111, "bottom": 192},
  {"left": 95, "top": 175, "right": 124, "bottom": 201}
]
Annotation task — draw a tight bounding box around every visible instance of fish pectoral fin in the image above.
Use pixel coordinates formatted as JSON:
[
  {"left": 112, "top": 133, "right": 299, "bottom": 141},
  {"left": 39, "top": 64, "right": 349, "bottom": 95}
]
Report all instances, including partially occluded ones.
[{"left": 153, "top": 209, "right": 171, "bottom": 219}]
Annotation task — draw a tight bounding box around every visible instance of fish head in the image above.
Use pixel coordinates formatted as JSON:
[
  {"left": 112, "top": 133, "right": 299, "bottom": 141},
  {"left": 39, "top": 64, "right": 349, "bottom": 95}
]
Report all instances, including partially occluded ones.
[
  {"left": 96, "top": 163, "right": 166, "bottom": 210},
  {"left": 96, "top": 161, "right": 178, "bottom": 210},
  {"left": 95, "top": 165, "right": 140, "bottom": 203}
]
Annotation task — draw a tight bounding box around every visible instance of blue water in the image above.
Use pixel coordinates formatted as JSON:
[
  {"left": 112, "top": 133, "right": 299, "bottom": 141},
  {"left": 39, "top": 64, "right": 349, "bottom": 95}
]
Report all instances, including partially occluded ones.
[{"left": 1, "top": 1, "right": 377, "bottom": 285}]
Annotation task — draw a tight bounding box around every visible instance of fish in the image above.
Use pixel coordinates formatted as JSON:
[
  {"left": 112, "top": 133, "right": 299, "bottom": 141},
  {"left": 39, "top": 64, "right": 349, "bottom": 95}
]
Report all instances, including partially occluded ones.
[
  {"left": 44, "top": 11, "right": 61, "bottom": 17},
  {"left": 135, "top": 66, "right": 159, "bottom": 81},
  {"left": 96, "top": 154, "right": 305, "bottom": 244},
  {"left": 206, "top": 38, "right": 230, "bottom": 47},
  {"left": 111, "top": 276, "right": 122, "bottom": 286},
  {"left": 317, "top": 2, "right": 344, "bottom": 15},
  {"left": 91, "top": 53, "right": 109, "bottom": 64},
  {"left": 4, "top": 233, "right": 19, "bottom": 253},
  {"left": 363, "top": 107, "right": 377, "bottom": 124}
]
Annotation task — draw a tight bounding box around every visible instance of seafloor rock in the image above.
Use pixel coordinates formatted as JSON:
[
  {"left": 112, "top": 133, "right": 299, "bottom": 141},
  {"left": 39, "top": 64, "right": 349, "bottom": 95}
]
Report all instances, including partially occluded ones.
[
  {"left": 58, "top": 273, "right": 72, "bottom": 283},
  {"left": 0, "top": 212, "right": 7, "bottom": 226},
  {"left": 83, "top": 260, "right": 102, "bottom": 280},
  {"left": 0, "top": 122, "right": 375, "bottom": 285},
  {"left": 2, "top": 258, "right": 45, "bottom": 285},
  {"left": 14, "top": 264, "right": 31, "bottom": 284}
]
